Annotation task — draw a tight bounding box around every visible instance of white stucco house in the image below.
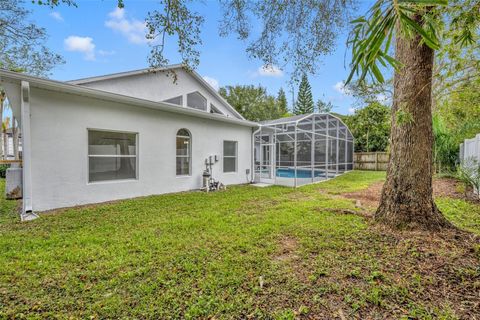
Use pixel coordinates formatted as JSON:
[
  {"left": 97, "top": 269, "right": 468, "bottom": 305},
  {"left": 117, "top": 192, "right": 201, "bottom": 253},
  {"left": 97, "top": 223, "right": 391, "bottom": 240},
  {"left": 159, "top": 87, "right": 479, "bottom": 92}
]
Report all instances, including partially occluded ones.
[
  {"left": 0, "top": 65, "right": 354, "bottom": 218},
  {"left": 0, "top": 65, "right": 259, "bottom": 216}
]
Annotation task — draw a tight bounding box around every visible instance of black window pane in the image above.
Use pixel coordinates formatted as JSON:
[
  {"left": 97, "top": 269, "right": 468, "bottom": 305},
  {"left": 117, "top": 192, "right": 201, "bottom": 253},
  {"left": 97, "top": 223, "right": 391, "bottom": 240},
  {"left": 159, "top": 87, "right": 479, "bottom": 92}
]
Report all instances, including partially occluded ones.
[
  {"left": 223, "top": 158, "right": 236, "bottom": 172},
  {"left": 223, "top": 141, "right": 237, "bottom": 157},
  {"left": 88, "top": 131, "right": 136, "bottom": 156},
  {"left": 89, "top": 157, "right": 136, "bottom": 182},
  {"left": 187, "top": 92, "right": 207, "bottom": 110},
  {"left": 176, "top": 157, "right": 190, "bottom": 175},
  {"left": 164, "top": 96, "right": 183, "bottom": 106}
]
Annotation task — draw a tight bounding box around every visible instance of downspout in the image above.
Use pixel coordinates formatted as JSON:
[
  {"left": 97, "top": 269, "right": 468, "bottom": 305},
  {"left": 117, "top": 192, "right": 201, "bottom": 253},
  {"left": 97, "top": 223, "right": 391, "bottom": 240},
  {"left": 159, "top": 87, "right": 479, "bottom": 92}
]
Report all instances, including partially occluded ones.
[{"left": 20, "top": 81, "right": 37, "bottom": 221}]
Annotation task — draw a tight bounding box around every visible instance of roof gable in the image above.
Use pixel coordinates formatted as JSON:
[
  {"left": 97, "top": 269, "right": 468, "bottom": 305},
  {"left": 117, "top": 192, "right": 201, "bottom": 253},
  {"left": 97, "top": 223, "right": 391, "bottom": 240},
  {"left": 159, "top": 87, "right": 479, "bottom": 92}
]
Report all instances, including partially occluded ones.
[{"left": 69, "top": 66, "right": 244, "bottom": 120}]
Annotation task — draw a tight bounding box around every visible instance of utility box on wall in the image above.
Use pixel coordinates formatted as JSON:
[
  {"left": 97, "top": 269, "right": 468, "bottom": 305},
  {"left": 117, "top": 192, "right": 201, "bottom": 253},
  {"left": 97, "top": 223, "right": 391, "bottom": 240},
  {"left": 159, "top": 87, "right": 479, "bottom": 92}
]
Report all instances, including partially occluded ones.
[{"left": 6, "top": 164, "right": 22, "bottom": 199}]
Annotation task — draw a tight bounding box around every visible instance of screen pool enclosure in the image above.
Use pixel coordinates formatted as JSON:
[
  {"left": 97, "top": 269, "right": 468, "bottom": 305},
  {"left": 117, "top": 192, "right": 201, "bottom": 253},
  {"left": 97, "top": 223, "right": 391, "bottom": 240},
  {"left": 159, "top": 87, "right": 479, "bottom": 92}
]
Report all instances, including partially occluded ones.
[{"left": 253, "top": 113, "right": 354, "bottom": 187}]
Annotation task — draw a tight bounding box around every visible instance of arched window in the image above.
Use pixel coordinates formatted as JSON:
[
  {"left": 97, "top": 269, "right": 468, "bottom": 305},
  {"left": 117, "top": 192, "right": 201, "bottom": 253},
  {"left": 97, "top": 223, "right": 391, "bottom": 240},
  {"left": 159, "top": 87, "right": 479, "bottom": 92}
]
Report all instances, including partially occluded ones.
[{"left": 176, "top": 129, "right": 191, "bottom": 176}]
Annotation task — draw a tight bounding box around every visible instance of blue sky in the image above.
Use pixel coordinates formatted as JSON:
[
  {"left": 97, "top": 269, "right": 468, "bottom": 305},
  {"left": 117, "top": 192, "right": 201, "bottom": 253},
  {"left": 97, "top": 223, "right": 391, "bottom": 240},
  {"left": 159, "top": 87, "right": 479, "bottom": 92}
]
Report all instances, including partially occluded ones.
[{"left": 24, "top": 0, "right": 373, "bottom": 115}]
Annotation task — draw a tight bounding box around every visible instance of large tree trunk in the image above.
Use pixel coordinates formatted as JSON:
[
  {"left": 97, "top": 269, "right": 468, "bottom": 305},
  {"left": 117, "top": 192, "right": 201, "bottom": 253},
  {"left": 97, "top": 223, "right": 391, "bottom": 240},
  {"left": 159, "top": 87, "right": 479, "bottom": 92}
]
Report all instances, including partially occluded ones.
[{"left": 375, "top": 19, "right": 453, "bottom": 230}]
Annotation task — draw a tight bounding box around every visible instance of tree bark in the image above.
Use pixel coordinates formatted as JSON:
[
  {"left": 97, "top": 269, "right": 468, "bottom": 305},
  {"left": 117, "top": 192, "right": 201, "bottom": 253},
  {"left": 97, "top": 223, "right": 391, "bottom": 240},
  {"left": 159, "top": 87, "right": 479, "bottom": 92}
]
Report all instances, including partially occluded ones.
[{"left": 375, "top": 18, "right": 453, "bottom": 230}]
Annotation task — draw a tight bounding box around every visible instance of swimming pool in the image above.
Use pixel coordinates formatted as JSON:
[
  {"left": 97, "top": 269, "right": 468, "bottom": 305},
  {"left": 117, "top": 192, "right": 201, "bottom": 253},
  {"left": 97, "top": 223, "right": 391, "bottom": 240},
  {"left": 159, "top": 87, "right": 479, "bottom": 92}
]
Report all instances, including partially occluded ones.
[{"left": 276, "top": 168, "right": 326, "bottom": 178}]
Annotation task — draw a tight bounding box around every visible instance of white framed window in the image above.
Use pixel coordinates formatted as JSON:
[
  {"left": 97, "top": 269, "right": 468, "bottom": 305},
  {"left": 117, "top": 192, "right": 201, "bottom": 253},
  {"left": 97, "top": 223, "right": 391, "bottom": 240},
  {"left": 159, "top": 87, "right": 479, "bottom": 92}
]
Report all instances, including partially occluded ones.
[
  {"left": 163, "top": 95, "right": 183, "bottom": 106},
  {"left": 187, "top": 91, "right": 207, "bottom": 111},
  {"left": 88, "top": 129, "right": 137, "bottom": 183},
  {"left": 176, "top": 129, "right": 191, "bottom": 176},
  {"left": 223, "top": 140, "right": 237, "bottom": 173},
  {"left": 210, "top": 103, "right": 224, "bottom": 115}
]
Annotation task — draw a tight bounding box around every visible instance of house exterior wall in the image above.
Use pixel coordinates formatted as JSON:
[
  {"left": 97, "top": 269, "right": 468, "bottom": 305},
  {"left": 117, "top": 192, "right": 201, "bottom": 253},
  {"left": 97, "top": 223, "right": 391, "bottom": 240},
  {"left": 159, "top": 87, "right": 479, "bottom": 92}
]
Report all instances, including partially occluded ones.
[
  {"left": 29, "top": 87, "right": 254, "bottom": 211},
  {"left": 78, "top": 69, "right": 239, "bottom": 118}
]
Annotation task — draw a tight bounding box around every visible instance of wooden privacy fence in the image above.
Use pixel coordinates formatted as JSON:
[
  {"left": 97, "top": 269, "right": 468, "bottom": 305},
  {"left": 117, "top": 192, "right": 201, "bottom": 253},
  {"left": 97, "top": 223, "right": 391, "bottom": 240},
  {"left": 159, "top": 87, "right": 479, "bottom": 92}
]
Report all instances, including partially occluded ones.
[
  {"left": 354, "top": 152, "right": 389, "bottom": 171},
  {"left": 0, "top": 160, "right": 22, "bottom": 165}
]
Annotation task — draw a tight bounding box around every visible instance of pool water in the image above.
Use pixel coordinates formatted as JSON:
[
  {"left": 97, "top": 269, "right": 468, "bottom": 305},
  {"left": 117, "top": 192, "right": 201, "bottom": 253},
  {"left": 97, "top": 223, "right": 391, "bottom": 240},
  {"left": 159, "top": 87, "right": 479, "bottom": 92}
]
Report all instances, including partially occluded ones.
[{"left": 276, "top": 168, "right": 326, "bottom": 178}]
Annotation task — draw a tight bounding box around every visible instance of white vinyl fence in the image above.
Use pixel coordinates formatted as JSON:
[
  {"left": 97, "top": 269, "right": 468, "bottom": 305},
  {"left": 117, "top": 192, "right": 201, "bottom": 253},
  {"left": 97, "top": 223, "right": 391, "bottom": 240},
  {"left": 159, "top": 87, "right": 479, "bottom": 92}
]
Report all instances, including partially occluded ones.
[
  {"left": 460, "top": 133, "right": 480, "bottom": 163},
  {"left": 459, "top": 134, "right": 480, "bottom": 198}
]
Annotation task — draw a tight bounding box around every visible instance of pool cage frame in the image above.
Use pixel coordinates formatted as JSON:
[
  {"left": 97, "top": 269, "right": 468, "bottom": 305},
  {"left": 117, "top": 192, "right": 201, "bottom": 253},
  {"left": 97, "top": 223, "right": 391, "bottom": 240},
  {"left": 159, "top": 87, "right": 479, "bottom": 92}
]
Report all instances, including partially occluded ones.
[{"left": 253, "top": 113, "right": 354, "bottom": 187}]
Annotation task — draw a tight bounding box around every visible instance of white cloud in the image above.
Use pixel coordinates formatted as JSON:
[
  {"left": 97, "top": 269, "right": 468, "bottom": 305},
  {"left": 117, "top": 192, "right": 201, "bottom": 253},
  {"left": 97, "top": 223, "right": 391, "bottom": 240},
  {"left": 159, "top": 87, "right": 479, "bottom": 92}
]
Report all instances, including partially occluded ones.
[
  {"left": 109, "top": 7, "right": 125, "bottom": 20},
  {"left": 333, "top": 81, "right": 351, "bottom": 95},
  {"left": 256, "top": 64, "right": 284, "bottom": 77},
  {"left": 105, "top": 8, "right": 150, "bottom": 44},
  {"left": 348, "top": 107, "right": 356, "bottom": 114},
  {"left": 98, "top": 49, "right": 116, "bottom": 56},
  {"left": 203, "top": 76, "right": 219, "bottom": 91},
  {"left": 50, "top": 11, "right": 64, "bottom": 22},
  {"left": 64, "top": 36, "right": 95, "bottom": 61}
]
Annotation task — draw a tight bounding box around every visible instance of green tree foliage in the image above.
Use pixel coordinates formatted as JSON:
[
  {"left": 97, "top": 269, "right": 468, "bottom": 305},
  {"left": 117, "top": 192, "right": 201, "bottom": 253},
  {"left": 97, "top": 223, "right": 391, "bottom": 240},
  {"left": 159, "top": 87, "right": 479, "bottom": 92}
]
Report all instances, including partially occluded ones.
[
  {"left": 294, "top": 74, "right": 314, "bottom": 115},
  {"left": 343, "top": 102, "right": 391, "bottom": 152},
  {"left": 219, "top": 85, "right": 286, "bottom": 122},
  {"left": 276, "top": 88, "right": 289, "bottom": 116},
  {"left": 432, "top": 114, "right": 458, "bottom": 173},
  {"left": 433, "top": 78, "right": 480, "bottom": 172},
  {"left": 316, "top": 98, "right": 334, "bottom": 113},
  {"left": 141, "top": 1, "right": 352, "bottom": 78},
  {"left": 346, "top": 79, "right": 393, "bottom": 107},
  {"left": 0, "top": 0, "right": 64, "bottom": 76}
]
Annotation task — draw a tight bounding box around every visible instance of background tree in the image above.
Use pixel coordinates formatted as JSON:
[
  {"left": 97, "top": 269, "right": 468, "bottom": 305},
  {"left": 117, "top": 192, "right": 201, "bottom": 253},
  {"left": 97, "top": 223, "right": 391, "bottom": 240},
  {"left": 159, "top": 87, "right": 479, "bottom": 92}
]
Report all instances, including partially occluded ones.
[
  {"left": 276, "top": 88, "right": 289, "bottom": 116},
  {"left": 294, "top": 74, "right": 314, "bottom": 115},
  {"left": 141, "top": 1, "right": 353, "bottom": 79},
  {"left": 316, "top": 98, "right": 334, "bottom": 113},
  {"left": 1, "top": 0, "right": 67, "bottom": 160},
  {"left": 219, "top": 85, "right": 284, "bottom": 122},
  {"left": 346, "top": 79, "right": 393, "bottom": 107},
  {"left": 343, "top": 102, "right": 391, "bottom": 152},
  {"left": 0, "top": 0, "right": 64, "bottom": 76},
  {"left": 347, "top": 0, "right": 480, "bottom": 230}
]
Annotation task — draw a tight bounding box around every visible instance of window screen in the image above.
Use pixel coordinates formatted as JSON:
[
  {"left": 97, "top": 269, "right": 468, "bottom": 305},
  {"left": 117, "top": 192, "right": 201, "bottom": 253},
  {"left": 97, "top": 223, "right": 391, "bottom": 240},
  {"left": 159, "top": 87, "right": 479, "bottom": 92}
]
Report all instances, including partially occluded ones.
[
  {"left": 223, "top": 141, "right": 237, "bottom": 173},
  {"left": 187, "top": 92, "right": 207, "bottom": 110},
  {"left": 176, "top": 129, "right": 191, "bottom": 175},
  {"left": 210, "top": 104, "right": 224, "bottom": 115},
  {"left": 88, "top": 130, "right": 137, "bottom": 182},
  {"left": 163, "top": 95, "right": 183, "bottom": 106}
]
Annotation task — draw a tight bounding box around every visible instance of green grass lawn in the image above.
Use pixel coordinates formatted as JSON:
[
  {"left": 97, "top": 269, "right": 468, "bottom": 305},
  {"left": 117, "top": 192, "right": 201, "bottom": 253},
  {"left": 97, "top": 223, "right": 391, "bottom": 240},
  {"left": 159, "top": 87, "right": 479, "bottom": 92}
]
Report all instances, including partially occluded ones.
[{"left": 0, "top": 171, "right": 478, "bottom": 319}]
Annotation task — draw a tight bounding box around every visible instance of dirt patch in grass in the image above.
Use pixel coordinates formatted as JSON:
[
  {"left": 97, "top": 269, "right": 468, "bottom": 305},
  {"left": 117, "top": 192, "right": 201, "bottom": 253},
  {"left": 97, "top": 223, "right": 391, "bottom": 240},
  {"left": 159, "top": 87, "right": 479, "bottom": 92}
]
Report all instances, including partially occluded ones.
[
  {"left": 433, "top": 178, "right": 465, "bottom": 199},
  {"left": 342, "top": 181, "right": 384, "bottom": 210},
  {"left": 273, "top": 236, "right": 299, "bottom": 262},
  {"left": 262, "top": 226, "right": 480, "bottom": 319},
  {"left": 361, "top": 227, "right": 480, "bottom": 319},
  {"left": 341, "top": 178, "right": 470, "bottom": 211}
]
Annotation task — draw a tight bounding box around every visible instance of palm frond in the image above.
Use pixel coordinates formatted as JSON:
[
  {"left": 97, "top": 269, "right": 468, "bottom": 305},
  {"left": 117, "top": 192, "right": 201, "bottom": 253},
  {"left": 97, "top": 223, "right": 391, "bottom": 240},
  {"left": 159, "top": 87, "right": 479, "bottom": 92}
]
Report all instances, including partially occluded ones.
[{"left": 346, "top": 0, "right": 447, "bottom": 85}]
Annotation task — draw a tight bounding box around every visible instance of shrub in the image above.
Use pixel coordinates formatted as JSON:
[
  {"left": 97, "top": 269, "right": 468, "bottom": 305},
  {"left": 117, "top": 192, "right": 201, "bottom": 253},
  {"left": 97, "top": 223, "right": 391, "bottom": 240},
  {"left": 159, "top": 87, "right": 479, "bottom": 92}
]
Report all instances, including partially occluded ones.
[
  {"left": 456, "top": 158, "right": 480, "bottom": 199},
  {"left": 0, "top": 164, "right": 9, "bottom": 178}
]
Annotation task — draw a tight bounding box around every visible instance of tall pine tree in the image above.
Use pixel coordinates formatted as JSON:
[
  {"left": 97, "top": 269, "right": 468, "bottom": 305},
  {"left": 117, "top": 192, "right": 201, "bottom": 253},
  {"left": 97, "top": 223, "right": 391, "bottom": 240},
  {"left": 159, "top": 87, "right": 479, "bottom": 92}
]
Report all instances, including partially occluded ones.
[
  {"left": 276, "top": 88, "right": 289, "bottom": 115},
  {"left": 294, "top": 74, "right": 314, "bottom": 115}
]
